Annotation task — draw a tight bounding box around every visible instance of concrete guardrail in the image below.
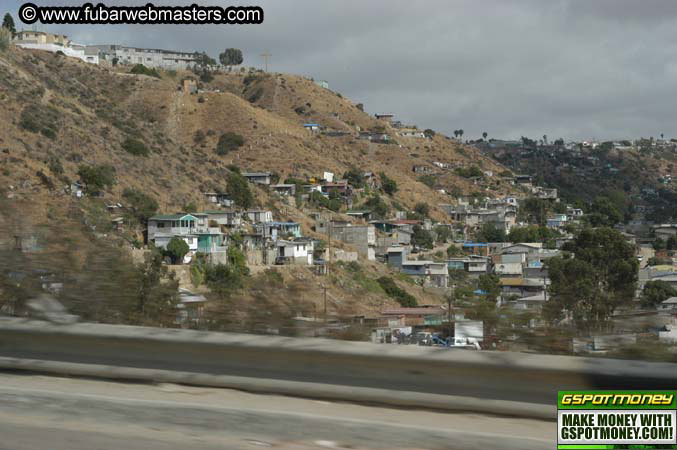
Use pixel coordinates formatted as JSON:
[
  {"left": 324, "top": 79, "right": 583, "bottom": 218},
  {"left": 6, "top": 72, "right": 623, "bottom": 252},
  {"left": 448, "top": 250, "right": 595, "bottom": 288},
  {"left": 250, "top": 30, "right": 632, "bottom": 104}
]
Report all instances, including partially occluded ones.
[{"left": 0, "top": 317, "right": 675, "bottom": 419}]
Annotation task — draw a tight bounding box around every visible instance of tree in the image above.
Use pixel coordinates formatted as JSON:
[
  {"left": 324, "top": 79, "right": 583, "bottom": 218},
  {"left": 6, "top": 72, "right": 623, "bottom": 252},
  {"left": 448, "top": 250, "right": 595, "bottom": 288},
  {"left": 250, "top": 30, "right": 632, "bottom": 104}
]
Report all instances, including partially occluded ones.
[
  {"left": 475, "top": 223, "right": 506, "bottom": 242},
  {"left": 414, "top": 202, "right": 429, "bottom": 218},
  {"left": 641, "top": 280, "right": 677, "bottom": 308},
  {"left": 363, "top": 195, "right": 388, "bottom": 218},
  {"left": 0, "top": 27, "right": 10, "bottom": 52},
  {"left": 77, "top": 164, "right": 116, "bottom": 194},
  {"left": 423, "top": 128, "right": 435, "bottom": 138},
  {"left": 411, "top": 225, "right": 434, "bottom": 250},
  {"left": 508, "top": 225, "right": 556, "bottom": 244},
  {"left": 194, "top": 51, "right": 216, "bottom": 68},
  {"left": 447, "top": 245, "right": 462, "bottom": 257},
  {"left": 587, "top": 196, "right": 623, "bottom": 227},
  {"left": 377, "top": 277, "right": 417, "bottom": 307},
  {"left": 477, "top": 274, "right": 501, "bottom": 301},
  {"left": 192, "top": 52, "right": 216, "bottom": 83},
  {"left": 434, "top": 225, "right": 452, "bottom": 244},
  {"left": 204, "top": 254, "right": 248, "bottom": 298},
  {"left": 545, "top": 227, "right": 638, "bottom": 331},
  {"left": 343, "top": 167, "right": 364, "bottom": 189},
  {"left": 668, "top": 235, "right": 677, "bottom": 251},
  {"left": 219, "top": 48, "right": 243, "bottom": 70},
  {"left": 379, "top": 172, "right": 398, "bottom": 195},
  {"left": 2, "top": 13, "right": 15, "bottom": 35},
  {"left": 482, "top": 132, "right": 488, "bottom": 140},
  {"left": 226, "top": 171, "right": 254, "bottom": 209},
  {"left": 519, "top": 197, "right": 548, "bottom": 226},
  {"left": 216, "top": 132, "right": 245, "bottom": 156},
  {"left": 458, "top": 129, "right": 464, "bottom": 140},
  {"left": 166, "top": 237, "right": 189, "bottom": 264},
  {"left": 122, "top": 188, "right": 158, "bottom": 224}
]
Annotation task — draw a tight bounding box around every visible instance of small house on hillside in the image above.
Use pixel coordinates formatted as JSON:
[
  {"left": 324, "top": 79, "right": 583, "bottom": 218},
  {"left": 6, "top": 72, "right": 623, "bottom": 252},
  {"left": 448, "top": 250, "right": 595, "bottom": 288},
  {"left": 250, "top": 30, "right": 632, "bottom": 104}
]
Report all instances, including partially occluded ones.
[
  {"left": 147, "top": 213, "right": 224, "bottom": 254},
  {"left": 401, "top": 261, "right": 449, "bottom": 288},
  {"left": 659, "top": 297, "right": 677, "bottom": 311},
  {"left": 276, "top": 240, "right": 314, "bottom": 265},
  {"left": 242, "top": 172, "right": 272, "bottom": 185},
  {"left": 256, "top": 222, "right": 302, "bottom": 240},
  {"left": 271, "top": 184, "right": 296, "bottom": 196},
  {"left": 243, "top": 209, "right": 274, "bottom": 223},
  {"left": 375, "top": 113, "right": 394, "bottom": 123},
  {"left": 203, "top": 192, "right": 234, "bottom": 207},
  {"left": 204, "top": 210, "right": 241, "bottom": 227}
]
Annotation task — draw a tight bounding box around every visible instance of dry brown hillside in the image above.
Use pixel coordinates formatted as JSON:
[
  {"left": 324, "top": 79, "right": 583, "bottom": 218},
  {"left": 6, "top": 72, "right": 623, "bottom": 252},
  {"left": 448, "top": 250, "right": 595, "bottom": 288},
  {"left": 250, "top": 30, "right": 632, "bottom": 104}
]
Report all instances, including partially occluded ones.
[
  {"left": 0, "top": 46, "right": 519, "bottom": 325},
  {"left": 1, "top": 46, "right": 512, "bottom": 216}
]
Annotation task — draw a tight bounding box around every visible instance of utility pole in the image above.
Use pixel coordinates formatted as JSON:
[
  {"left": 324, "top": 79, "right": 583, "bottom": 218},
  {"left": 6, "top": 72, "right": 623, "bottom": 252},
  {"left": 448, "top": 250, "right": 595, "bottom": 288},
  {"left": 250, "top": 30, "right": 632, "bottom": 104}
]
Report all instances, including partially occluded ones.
[
  {"left": 322, "top": 284, "right": 327, "bottom": 324},
  {"left": 447, "top": 284, "right": 456, "bottom": 346},
  {"left": 327, "top": 215, "right": 332, "bottom": 275},
  {"left": 261, "top": 51, "right": 271, "bottom": 72}
]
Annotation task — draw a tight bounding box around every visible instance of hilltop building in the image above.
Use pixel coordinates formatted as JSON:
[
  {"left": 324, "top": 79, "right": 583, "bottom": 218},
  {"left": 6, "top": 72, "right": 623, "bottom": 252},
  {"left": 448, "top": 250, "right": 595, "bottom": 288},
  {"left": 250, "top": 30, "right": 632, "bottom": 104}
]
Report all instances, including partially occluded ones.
[
  {"left": 91, "top": 45, "right": 198, "bottom": 70},
  {"left": 13, "top": 30, "right": 99, "bottom": 64}
]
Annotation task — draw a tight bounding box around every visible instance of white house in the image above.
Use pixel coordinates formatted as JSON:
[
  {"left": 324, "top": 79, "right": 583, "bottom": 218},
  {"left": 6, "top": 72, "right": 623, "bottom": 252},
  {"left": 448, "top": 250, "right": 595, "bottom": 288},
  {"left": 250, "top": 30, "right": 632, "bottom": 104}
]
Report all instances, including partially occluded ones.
[
  {"left": 276, "top": 240, "right": 314, "bottom": 265},
  {"left": 148, "top": 213, "right": 224, "bottom": 253},
  {"left": 13, "top": 31, "right": 99, "bottom": 64},
  {"left": 243, "top": 210, "right": 274, "bottom": 224}
]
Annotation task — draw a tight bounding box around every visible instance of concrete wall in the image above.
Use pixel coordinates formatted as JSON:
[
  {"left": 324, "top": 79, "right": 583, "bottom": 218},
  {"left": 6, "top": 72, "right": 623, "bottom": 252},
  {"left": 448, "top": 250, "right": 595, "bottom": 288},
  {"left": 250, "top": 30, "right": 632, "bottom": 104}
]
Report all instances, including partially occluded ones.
[
  {"left": 1, "top": 318, "right": 677, "bottom": 420},
  {"left": 15, "top": 43, "right": 99, "bottom": 64}
]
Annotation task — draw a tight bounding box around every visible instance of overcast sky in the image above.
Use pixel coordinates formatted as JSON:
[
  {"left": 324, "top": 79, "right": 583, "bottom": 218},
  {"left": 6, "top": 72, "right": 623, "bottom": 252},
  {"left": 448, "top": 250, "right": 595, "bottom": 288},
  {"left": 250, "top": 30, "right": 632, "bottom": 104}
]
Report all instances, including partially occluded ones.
[{"left": 5, "top": 0, "right": 677, "bottom": 141}]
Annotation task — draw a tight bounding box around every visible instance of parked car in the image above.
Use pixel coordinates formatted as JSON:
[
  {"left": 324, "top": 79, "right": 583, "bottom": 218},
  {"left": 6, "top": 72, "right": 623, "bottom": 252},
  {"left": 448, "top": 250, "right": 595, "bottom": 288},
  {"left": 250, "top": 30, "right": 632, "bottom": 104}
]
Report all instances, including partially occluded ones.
[{"left": 275, "top": 256, "right": 291, "bottom": 265}]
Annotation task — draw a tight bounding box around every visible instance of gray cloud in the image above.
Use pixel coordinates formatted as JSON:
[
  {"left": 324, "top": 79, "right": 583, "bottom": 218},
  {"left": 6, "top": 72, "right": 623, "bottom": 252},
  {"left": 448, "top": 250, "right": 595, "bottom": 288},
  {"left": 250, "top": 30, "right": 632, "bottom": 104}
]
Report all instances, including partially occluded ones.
[{"left": 5, "top": 0, "right": 677, "bottom": 140}]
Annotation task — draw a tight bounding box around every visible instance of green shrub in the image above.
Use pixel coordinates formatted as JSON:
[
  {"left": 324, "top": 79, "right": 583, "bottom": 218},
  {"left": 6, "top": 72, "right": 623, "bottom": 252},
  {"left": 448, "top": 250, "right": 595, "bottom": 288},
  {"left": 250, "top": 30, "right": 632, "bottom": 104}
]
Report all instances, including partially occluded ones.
[
  {"left": 130, "top": 64, "right": 160, "bottom": 78},
  {"left": 418, "top": 174, "right": 437, "bottom": 188},
  {"left": 19, "top": 104, "right": 60, "bottom": 139},
  {"left": 0, "top": 28, "right": 10, "bottom": 52},
  {"left": 227, "top": 171, "right": 254, "bottom": 208},
  {"left": 122, "top": 188, "right": 158, "bottom": 223},
  {"left": 455, "top": 165, "right": 483, "bottom": 178},
  {"left": 121, "top": 137, "right": 149, "bottom": 156},
  {"left": 166, "top": 237, "right": 189, "bottom": 264},
  {"left": 247, "top": 88, "right": 263, "bottom": 103},
  {"left": 377, "top": 277, "right": 417, "bottom": 307},
  {"left": 77, "top": 164, "right": 116, "bottom": 194},
  {"left": 48, "top": 157, "right": 63, "bottom": 175},
  {"left": 263, "top": 268, "right": 284, "bottom": 284},
  {"left": 216, "top": 132, "right": 245, "bottom": 156},
  {"left": 379, "top": 172, "right": 398, "bottom": 195},
  {"left": 363, "top": 195, "right": 389, "bottom": 218}
]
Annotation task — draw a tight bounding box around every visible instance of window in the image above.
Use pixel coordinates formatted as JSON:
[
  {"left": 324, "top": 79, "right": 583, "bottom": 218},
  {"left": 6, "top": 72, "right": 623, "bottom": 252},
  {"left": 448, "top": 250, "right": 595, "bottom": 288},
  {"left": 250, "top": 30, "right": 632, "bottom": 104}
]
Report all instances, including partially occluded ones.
[{"left": 157, "top": 223, "right": 165, "bottom": 228}]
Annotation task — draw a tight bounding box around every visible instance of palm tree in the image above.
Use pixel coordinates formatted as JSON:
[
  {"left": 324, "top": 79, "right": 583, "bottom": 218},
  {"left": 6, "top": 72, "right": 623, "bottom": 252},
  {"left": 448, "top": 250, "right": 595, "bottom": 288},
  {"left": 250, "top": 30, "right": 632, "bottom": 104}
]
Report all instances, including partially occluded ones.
[
  {"left": 543, "top": 134, "right": 547, "bottom": 145},
  {"left": 482, "top": 132, "right": 488, "bottom": 140},
  {"left": 453, "top": 130, "right": 459, "bottom": 139},
  {"left": 459, "top": 129, "right": 464, "bottom": 140}
]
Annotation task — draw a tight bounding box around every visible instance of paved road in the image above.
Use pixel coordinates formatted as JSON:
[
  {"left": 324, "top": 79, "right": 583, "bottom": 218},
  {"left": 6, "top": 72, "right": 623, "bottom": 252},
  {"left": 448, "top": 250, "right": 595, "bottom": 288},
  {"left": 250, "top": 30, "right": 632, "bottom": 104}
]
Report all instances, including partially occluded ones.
[{"left": 0, "top": 373, "right": 553, "bottom": 450}]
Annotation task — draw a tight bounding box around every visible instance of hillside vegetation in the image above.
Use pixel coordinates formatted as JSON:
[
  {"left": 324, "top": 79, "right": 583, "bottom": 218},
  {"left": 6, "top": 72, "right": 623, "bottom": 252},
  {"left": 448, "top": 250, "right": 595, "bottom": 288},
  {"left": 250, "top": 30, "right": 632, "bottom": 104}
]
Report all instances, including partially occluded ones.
[{"left": 0, "top": 45, "right": 518, "bottom": 328}]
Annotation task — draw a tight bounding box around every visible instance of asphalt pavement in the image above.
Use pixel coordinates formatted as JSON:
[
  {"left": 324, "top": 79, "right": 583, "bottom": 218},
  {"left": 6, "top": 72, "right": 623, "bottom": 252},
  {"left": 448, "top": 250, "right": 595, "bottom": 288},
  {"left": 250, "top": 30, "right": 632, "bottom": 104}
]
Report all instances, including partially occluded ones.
[{"left": 0, "top": 373, "right": 554, "bottom": 450}]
